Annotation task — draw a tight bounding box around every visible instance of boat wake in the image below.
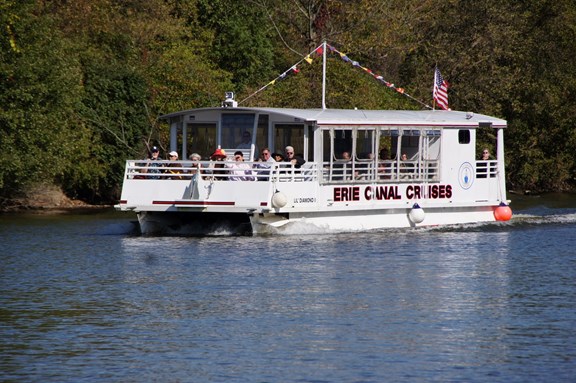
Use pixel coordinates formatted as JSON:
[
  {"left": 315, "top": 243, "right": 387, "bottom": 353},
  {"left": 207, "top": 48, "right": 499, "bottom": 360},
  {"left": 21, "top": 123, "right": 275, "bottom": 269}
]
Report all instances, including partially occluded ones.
[
  {"left": 258, "top": 210, "right": 576, "bottom": 236},
  {"left": 412, "top": 210, "right": 576, "bottom": 234}
]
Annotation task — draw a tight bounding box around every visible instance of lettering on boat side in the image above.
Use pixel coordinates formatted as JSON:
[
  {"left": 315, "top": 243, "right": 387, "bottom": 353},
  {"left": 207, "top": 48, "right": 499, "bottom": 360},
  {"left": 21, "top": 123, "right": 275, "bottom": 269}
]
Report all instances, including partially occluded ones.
[
  {"left": 333, "top": 185, "right": 452, "bottom": 202},
  {"left": 364, "top": 186, "right": 401, "bottom": 201},
  {"left": 406, "top": 184, "right": 452, "bottom": 199},
  {"left": 293, "top": 197, "right": 317, "bottom": 203}
]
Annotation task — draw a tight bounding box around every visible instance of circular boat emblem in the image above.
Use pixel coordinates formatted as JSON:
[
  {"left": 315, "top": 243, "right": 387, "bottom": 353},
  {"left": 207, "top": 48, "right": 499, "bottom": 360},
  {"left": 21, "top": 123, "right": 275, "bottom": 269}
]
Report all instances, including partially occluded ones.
[{"left": 458, "top": 162, "right": 474, "bottom": 189}]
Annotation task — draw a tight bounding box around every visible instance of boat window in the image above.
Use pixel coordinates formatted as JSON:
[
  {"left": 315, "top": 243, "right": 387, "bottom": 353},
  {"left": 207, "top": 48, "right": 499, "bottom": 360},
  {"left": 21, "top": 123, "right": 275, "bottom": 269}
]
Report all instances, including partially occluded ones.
[
  {"left": 322, "top": 129, "right": 332, "bottom": 161},
  {"left": 306, "top": 125, "right": 314, "bottom": 161},
  {"left": 186, "top": 122, "right": 217, "bottom": 159},
  {"left": 256, "top": 114, "right": 269, "bottom": 158},
  {"left": 333, "top": 128, "right": 353, "bottom": 159},
  {"left": 458, "top": 129, "right": 471, "bottom": 144},
  {"left": 274, "top": 124, "right": 305, "bottom": 158},
  {"left": 423, "top": 129, "right": 442, "bottom": 160},
  {"left": 355, "top": 128, "right": 376, "bottom": 161},
  {"left": 221, "top": 113, "right": 256, "bottom": 150},
  {"left": 378, "top": 128, "right": 393, "bottom": 160}
]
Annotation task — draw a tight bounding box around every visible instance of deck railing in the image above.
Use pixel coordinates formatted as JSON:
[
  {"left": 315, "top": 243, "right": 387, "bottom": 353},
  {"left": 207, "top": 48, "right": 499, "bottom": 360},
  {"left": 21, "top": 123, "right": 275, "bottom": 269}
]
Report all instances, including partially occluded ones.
[
  {"left": 475, "top": 160, "right": 498, "bottom": 178},
  {"left": 123, "top": 159, "right": 440, "bottom": 184}
]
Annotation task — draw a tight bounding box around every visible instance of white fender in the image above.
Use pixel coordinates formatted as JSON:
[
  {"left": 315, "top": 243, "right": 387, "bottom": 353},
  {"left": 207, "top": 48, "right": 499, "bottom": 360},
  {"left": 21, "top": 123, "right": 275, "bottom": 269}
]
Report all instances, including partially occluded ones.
[
  {"left": 271, "top": 191, "right": 288, "bottom": 208},
  {"left": 409, "top": 203, "right": 425, "bottom": 224}
]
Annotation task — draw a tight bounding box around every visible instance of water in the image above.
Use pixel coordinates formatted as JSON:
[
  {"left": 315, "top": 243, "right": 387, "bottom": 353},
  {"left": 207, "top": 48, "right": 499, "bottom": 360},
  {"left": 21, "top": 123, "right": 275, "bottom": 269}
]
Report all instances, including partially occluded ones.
[{"left": 1, "top": 194, "right": 575, "bottom": 382}]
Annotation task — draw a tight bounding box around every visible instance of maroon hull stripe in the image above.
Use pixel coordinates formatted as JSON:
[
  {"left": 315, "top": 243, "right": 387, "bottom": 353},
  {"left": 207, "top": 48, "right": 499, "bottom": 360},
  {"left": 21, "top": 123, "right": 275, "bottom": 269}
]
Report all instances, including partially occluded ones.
[{"left": 153, "top": 200, "right": 235, "bottom": 206}]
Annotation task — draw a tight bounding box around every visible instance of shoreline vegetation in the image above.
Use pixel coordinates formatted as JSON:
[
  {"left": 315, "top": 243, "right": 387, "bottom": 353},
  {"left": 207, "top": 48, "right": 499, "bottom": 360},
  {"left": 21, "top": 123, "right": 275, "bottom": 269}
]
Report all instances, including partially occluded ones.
[
  {"left": 0, "top": 185, "right": 110, "bottom": 214},
  {"left": 1, "top": 2, "right": 575, "bottom": 206}
]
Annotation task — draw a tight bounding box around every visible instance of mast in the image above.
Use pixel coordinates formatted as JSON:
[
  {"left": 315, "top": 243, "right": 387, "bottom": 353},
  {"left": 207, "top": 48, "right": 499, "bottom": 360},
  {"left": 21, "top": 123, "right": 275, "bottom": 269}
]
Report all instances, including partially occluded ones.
[{"left": 322, "top": 41, "right": 327, "bottom": 110}]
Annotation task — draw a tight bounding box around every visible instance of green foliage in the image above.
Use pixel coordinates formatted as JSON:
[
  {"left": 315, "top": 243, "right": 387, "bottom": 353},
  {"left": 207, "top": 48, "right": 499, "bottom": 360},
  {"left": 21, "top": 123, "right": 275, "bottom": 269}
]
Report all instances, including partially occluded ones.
[
  {"left": 1, "top": 0, "right": 575, "bottom": 204},
  {"left": 196, "top": 0, "right": 276, "bottom": 90},
  {"left": 0, "top": 2, "right": 91, "bottom": 196}
]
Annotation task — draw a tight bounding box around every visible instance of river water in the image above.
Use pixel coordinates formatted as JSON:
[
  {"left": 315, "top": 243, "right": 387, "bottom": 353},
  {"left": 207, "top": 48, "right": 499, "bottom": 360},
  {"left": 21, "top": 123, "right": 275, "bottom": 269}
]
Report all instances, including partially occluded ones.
[{"left": 1, "top": 194, "right": 575, "bottom": 382}]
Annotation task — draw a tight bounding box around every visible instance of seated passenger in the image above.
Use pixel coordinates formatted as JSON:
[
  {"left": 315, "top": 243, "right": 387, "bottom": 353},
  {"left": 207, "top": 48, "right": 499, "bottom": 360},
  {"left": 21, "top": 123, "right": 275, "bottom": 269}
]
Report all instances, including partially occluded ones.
[
  {"left": 378, "top": 148, "right": 391, "bottom": 179},
  {"left": 227, "top": 151, "right": 255, "bottom": 181},
  {"left": 400, "top": 153, "right": 413, "bottom": 174},
  {"left": 356, "top": 152, "right": 374, "bottom": 179},
  {"left": 254, "top": 148, "right": 276, "bottom": 181},
  {"left": 236, "top": 130, "right": 258, "bottom": 160},
  {"left": 142, "top": 146, "right": 162, "bottom": 179},
  {"left": 209, "top": 147, "right": 228, "bottom": 180},
  {"left": 333, "top": 151, "right": 352, "bottom": 180},
  {"left": 285, "top": 146, "right": 305, "bottom": 168},
  {"left": 167, "top": 151, "right": 183, "bottom": 180},
  {"left": 188, "top": 153, "right": 202, "bottom": 176},
  {"left": 477, "top": 148, "right": 492, "bottom": 178}
]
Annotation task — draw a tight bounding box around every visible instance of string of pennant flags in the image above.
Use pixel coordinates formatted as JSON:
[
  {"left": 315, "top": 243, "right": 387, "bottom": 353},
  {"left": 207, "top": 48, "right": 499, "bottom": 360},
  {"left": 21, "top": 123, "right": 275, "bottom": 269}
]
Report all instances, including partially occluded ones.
[{"left": 239, "top": 42, "right": 449, "bottom": 110}]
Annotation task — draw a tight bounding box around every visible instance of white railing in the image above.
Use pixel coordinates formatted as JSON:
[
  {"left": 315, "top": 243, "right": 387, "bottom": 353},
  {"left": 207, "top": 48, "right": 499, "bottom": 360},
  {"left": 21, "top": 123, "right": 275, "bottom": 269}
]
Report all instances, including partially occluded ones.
[
  {"left": 475, "top": 160, "right": 498, "bottom": 178},
  {"left": 123, "top": 159, "right": 440, "bottom": 183}
]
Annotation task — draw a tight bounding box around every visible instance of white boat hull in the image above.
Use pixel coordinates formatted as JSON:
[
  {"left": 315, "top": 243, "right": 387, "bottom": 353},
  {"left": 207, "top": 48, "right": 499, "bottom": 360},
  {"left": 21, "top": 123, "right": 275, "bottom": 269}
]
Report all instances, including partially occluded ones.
[{"left": 116, "top": 106, "right": 511, "bottom": 236}]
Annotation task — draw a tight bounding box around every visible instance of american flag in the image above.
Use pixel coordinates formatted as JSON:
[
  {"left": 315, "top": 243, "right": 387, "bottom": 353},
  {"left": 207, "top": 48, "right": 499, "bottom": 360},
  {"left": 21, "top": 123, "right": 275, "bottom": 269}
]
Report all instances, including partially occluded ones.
[{"left": 433, "top": 67, "right": 449, "bottom": 110}]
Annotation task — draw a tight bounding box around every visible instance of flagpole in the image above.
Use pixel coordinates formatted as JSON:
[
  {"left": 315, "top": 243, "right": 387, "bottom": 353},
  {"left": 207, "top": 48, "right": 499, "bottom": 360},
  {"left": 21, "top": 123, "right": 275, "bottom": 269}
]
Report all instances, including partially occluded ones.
[
  {"left": 322, "top": 41, "right": 327, "bottom": 110},
  {"left": 432, "top": 65, "right": 436, "bottom": 110}
]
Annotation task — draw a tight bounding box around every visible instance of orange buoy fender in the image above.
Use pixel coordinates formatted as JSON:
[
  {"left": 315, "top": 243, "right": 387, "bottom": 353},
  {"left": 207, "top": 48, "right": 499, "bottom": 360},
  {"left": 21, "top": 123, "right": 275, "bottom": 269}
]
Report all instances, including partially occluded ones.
[{"left": 494, "top": 202, "right": 512, "bottom": 221}]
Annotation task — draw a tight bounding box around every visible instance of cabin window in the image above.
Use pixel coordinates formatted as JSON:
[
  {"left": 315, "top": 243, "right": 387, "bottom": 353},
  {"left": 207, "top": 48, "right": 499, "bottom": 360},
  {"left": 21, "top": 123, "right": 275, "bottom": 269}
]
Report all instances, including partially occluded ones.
[
  {"left": 304, "top": 125, "right": 314, "bottom": 161},
  {"left": 256, "top": 114, "right": 269, "bottom": 158},
  {"left": 274, "top": 124, "right": 306, "bottom": 158},
  {"left": 221, "top": 113, "right": 256, "bottom": 150},
  {"left": 333, "top": 129, "right": 353, "bottom": 159},
  {"left": 423, "top": 130, "right": 441, "bottom": 160},
  {"left": 378, "top": 129, "right": 396, "bottom": 160},
  {"left": 395, "top": 129, "right": 420, "bottom": 160},
  {"left": 186, "top": 122, "right": 217, "bottom": 159},
  {"left": 458, "top": 129, "right": 471, "bottom": 144},
  {"left": 319, "top": 126, "right": 441, "bottom": 183},
  {"left": 355, "top": 129, "right": 376, "bottom": 160}
]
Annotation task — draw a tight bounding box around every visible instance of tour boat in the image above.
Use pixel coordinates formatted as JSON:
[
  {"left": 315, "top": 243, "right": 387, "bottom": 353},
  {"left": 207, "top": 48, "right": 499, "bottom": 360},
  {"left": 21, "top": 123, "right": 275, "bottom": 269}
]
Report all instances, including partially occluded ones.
[{"left": 115, "top": 94, "right": 512, "bottom": 235}]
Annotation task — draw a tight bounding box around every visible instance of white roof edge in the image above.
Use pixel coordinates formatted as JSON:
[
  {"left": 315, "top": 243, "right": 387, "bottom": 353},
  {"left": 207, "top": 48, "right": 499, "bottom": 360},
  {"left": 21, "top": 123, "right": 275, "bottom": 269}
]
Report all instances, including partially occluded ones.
[{"left": 160, "top": 107, "right": 507, "bottom": 127}]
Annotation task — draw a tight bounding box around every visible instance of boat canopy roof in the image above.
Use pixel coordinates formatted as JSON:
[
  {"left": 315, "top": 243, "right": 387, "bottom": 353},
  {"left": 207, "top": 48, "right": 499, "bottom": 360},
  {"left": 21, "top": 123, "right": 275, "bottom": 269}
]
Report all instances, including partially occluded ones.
[{"left": 161, "top": 107, "right": 507, "bottom": 128}]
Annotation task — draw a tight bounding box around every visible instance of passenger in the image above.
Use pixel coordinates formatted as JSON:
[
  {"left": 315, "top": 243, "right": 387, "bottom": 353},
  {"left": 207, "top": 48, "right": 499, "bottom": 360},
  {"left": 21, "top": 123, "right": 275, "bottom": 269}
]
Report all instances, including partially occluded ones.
[
  {"left": 236, "top": 130, "right": 258, "bottom": 160},
  {"left": 357, "top": 152, "right": 374, "bottom": 179},
  {"left": 481, "top": 148, "right": 492, "bottom": 160},
  {"left": 400, "top": 153, "right": 413, "bottom": 177},
  {"left": 379, "top": 148, "right": 390, "bottom": 161},
  {"left": 254, "top": 148, "right": 276, "bottom": 181},
  {"left": 285, "top": 146, "right": 306, "bottom": 169},
  {"left": 378, "top": 148, "right": 391, "bottom": 179},
  {"left": 167, "top": 151, "right": 183, "bottom": 179},
  {"left": 210, "top": 147, "right": 228, "bottom": 180},
  {"left": 272, "top": 152, "right": 285, "bottom": 162},
  {"left": 143, "top": 146, "right": 162, "bottom": 179},
  {"left": 333, "top": 150, "right": 351, "bottom": 180},
  {"left": 477, "top": 148, "right": 492, "bottom": 178},
  {"left": 188, "top": 153, "right": 202, "bottom": 176},
  {"left": 227, "top": 151, "right": 255, "bottom": 181}
]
